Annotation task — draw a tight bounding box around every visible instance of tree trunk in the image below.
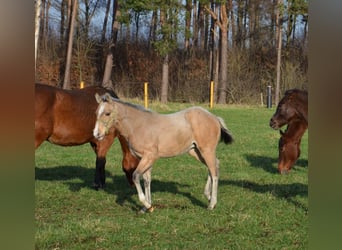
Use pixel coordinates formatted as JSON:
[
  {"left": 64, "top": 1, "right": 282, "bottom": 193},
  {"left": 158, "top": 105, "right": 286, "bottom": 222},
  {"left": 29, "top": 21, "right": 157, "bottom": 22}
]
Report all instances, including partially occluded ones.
[
  {"left": 102, "top": 0, "right": 120, "bottom": 88},
  {"left": 148, "top": 10, "right": 157, "bottom": 49},
  {"left": 205, "top": 2, "right": 229, "bottom": 104},
  {"left": 63, "top": 0, "right": 78, "bottom": 89},
  {"left": 101, "top": 0, "right": 111, "bottom": 44},
  {"left": 35, "top": 0, "right": 42, "bottom": 70},
  {"left": 184, "top": 0, "right": 191, "bottom": 50},
  {"left": 102, "top": 53, "right": 113, "bottom": 89},
  {"left": 217, "top": 27, "right": 228, "bottom": 104},
  {"left": 275, "top": 0, "right": 283, "bottom": 105},
  {"left": 217, "top": 4, "right": 229, "bottom": 104},
  {"left": 159, "top": 7, "right": 169, "bottom": 104},
  {"left": 228, "top": 0, "right": 235, "bottom": 49},
  {"left": 60, "top": 0, "right": 66, "bottom": 45},
  {"left": 161, "top": 54, "right": 169, "bottom": 103},
  {"left": 43, "top": 0, "right": 51, "bottom": 51}
]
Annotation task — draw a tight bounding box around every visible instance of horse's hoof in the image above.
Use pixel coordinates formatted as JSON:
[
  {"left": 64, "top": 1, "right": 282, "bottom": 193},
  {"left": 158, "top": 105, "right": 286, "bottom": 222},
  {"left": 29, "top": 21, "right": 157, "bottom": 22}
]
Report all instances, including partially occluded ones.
[
  {"left": 279, "top": 169, "right": 289, "bottom": 175},
  {"left": 147, "top": 206, "right": 154, "bottom": 213},
  {"left": 138, "top": 206, "right": 154, "bottom": 214},
  {"left": 92, "top": 183, "right": 105, "bottom": 190},
  {"left": 207, "top": 206, "right": 215, "bottom": 210}
]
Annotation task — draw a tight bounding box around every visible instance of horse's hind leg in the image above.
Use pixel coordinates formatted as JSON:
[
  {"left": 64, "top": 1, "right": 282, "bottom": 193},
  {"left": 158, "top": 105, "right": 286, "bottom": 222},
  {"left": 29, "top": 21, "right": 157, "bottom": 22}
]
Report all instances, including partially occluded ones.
[
  {"left": 204, "top": 175, "right": 212, "bottom": 200},
  {"left": 189, "top": 148, "right": 219, "bottom": 209},
  {"left": 202, "top": 152, "right": 219, "bottom": 210}
]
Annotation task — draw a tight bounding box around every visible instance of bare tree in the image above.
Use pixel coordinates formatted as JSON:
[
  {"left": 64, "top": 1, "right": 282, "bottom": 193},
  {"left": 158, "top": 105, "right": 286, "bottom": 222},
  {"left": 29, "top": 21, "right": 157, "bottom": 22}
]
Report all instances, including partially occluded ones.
[
  {"left": 184, "top": 0, "right": 191, "bottom": 50},
  {"left": 81, "top": 0, "right": 100, "bottom": 39},
  {"left": 63, "top": 0, "right": 78, "bottom": 89},
  {"left": 160, "top": 8, "right": 168, "bottom": 103},
  {"left": 275, "top": 0, "right": 283, "bottom": 104},
  {"left": 206, "top": 2, "right": 229, "bottom": 104},
  {"left": 102, "top": 0, "right": 120, "bottom": 88},
  {"left": 101, "top": 0, "right": 111, "bottom": 44},
  {"left": 35, "top": 0, "right": 42, "bottom": 70}
]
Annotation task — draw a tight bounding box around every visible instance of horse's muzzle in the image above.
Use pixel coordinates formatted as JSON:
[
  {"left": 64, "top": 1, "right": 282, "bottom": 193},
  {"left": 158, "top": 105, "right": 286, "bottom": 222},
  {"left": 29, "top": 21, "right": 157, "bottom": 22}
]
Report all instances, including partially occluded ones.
[
  {"left": 270, "top": 119, "right": 277, "bottom": 129},
  {"left": 269, "top": 118, "right": 279, "bottom": 129},
  {"left": 93, "top": 130, "right": 105, "bottom": 141}
]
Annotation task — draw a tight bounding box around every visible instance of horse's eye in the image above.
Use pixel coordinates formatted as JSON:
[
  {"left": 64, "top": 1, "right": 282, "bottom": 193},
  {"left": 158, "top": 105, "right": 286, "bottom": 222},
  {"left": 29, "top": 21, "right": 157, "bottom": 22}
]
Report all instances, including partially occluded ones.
[{"left": 105, "top": 112, "right": 111, "bottom": 116}]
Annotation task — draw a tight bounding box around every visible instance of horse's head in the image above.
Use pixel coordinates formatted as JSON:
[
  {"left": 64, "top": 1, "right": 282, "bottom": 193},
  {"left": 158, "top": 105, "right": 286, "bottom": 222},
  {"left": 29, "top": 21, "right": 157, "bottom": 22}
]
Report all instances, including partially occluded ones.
[
  {"left": 270, "top": 90, "right": 300, "bottom": 129},
  {"left": 277, "top": 129, "right": 301, "bottom": 174},
  {"left": 93, "top": 93, "right": 117, "bottom": 140}
]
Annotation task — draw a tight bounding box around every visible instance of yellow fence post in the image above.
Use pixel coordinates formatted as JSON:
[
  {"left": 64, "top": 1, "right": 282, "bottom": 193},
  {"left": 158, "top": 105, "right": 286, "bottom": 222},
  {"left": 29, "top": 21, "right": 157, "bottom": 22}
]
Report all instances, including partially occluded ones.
[
  {"left": 80, "top": 81, "right": 84, "bottom": 89},
  {"left": 144, "top": 82, "right": 148, "bottom": 109},
  {"left": 210, "top": 81, "right": 214, "bottom": 108}
]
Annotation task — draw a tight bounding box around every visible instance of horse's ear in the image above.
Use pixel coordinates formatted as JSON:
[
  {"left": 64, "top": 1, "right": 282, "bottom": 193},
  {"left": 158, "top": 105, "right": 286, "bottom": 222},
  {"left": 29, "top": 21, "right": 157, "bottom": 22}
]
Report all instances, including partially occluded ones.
[
  {"left": 104, "top": 93, "right": 112, "bottom": 102},
  {"left": 95, "top": 93, "right": 102, "bottom": 103}
]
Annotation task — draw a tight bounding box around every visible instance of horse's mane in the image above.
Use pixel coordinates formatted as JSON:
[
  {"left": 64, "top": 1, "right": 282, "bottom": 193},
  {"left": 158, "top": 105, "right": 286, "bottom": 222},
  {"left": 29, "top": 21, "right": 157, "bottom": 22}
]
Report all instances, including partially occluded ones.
[
  {"left": 284, "top": 89, "right": 307, "bottom": 100},
  {"left": 100, "top": 87, "right": 118, "bottom": 99},
  {"left": 109, "top": 96, "right": 153, "bottom": 113}
]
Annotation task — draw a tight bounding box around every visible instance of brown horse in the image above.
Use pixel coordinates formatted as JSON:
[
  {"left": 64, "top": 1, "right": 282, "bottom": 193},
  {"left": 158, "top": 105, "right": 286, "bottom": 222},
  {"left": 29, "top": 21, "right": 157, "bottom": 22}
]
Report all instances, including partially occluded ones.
[
  {"left": 93, "top": 93, "right": 233, "bottom": 212},
  {"left": 35, "top": 83, "right": 139, "bottom": 189},
  {"left": 270, "top": 89, "right": 308, "bottom": 129},
  {"left": 278, "top": 119, "right": 308, "bottom": 174}
]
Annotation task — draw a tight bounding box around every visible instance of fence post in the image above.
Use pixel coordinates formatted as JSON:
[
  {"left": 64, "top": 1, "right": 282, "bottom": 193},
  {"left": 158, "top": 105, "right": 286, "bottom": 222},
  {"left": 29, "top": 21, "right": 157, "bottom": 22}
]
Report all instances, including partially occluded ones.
[
  {"left": 266, "top": 85, "right": 272, "bottom": 108},
  {"left": 144, "top": 82, "right": 148, "bottom": 109},
  {"left": 210, "top": 81, "right": 214, "bottom": 108}
]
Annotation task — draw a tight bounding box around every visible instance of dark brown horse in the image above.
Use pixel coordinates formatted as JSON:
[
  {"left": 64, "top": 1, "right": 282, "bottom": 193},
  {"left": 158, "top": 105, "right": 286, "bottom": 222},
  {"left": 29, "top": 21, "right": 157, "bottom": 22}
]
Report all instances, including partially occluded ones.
[
  {"left": 278, "top": 119, "right": 308, "bottom": 174},
  {"left": 35, "top": 83, "right": 139, "bottom": 189},
  {"left": 270, "top": 89, "right": 308, "bottom": 129}
]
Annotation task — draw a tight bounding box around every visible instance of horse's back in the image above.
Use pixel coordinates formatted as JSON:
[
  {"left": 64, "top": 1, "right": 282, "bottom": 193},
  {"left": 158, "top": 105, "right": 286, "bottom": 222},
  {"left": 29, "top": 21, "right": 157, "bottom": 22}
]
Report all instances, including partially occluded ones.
[
  {"left": 35, "top": 84, "right": 114, "bottom": 146},
  {"left": 185, "top": 107, "right": 222, "bottom": 146}
]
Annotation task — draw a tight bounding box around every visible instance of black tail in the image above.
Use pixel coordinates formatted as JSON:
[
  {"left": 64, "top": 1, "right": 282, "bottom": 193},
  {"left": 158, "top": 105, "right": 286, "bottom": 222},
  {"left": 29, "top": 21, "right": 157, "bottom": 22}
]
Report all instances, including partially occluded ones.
[{"left": 217, "top": 117, "right": 233, "bottom": 144}]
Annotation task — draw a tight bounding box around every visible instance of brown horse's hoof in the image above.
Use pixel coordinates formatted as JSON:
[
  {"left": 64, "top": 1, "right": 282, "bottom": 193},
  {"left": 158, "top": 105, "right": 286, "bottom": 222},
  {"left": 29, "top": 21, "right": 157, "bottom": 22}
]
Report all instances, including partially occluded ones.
[
  {"left": 92, "top": 183, "right": 105, "bottom": 191},
  {"left": 279, "top": 169, "right": 289, "bottom": 175}
]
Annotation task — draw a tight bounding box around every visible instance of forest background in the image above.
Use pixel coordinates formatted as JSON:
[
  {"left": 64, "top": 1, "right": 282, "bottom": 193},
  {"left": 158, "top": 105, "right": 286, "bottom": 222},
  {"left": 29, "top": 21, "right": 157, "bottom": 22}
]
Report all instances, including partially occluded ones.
[{"left": 34, "top": 0, "right": 308, "bottom": 105}]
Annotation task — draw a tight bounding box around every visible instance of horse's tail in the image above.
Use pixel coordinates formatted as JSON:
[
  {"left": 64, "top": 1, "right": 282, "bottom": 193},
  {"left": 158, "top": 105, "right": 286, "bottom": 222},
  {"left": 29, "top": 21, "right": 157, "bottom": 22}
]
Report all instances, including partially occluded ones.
[{"left": 217, "top": 116, "right": 233, "bottom": 144}]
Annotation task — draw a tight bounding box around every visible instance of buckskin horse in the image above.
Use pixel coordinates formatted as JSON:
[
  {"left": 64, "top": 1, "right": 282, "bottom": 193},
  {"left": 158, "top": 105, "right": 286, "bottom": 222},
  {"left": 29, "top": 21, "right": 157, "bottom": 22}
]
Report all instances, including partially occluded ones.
[
  {"left": 270, "top": 89, "right": 308, "bottom": 174},
  {"left": 93, "top": 93, "right": 233, "bottom": 212},
  {"left": 35, "top": 83, "right": 139, "bottom": 189},
  {"left": 278, "top": 119, "right": 308, "bottom": 174}
]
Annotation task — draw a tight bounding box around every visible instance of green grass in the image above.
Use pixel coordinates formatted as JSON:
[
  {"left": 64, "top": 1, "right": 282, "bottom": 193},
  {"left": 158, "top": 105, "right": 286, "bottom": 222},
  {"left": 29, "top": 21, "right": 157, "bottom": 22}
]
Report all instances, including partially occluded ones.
[{"left": 35, "top": 103, "right": 308, "bottom": 249}]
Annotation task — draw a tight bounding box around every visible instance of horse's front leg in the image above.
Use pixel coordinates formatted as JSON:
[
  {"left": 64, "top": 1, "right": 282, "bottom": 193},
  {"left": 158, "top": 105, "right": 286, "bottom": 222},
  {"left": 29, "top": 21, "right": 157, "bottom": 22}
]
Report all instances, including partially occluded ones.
[
  {"left": 94, "top": 157, "right": 106, "bottom": 189},
  {"left": 143, "top": 168, "right": 152, "bottom": 205},
  {"left": 140, "top": 168, "right": 154, "bottom": 213},
  {"left": 132, "top": 155, "right": 155, "bottom": 212},
  {"left": 91, "top": 136, "right": 114, "bottom": 190}
]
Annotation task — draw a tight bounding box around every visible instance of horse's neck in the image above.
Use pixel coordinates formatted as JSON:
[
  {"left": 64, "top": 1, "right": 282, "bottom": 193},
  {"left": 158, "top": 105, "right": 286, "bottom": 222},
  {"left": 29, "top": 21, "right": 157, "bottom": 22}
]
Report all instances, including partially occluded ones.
[
  {"left": 285, "top": 122, "right": 307, "bottom": 141},
  {"left": 115, "top": 102, "right": 151, "bottom": 137}
]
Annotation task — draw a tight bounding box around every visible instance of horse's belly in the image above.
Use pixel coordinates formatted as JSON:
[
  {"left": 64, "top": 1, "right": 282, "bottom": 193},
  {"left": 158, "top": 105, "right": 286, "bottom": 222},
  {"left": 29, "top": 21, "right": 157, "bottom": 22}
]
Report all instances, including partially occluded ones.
[
  {"left": 158, "top": 133, "right": 193, "bottom": 157},
  {"left": 48, "top": 128, "right": 92, "bottom": 146}
]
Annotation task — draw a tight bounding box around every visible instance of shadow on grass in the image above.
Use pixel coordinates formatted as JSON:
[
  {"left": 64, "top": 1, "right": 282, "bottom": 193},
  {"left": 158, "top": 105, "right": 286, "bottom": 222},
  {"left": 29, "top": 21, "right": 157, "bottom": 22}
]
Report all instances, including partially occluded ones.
[
  {"left": 220, "top": 179, "right": 308, "bottom": 212},
  {"left": 244, "top": 153, "right": 308, "bottom": 174},
  {"left": 35, "top": 165, "right": 207, "bottom": 210}
]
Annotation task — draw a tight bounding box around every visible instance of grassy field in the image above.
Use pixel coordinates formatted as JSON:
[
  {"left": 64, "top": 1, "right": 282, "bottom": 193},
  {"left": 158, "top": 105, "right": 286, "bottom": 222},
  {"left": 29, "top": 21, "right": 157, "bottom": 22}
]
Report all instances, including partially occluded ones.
[{"left": 35, "top": 103, "right": 308, "bottom": 249}]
